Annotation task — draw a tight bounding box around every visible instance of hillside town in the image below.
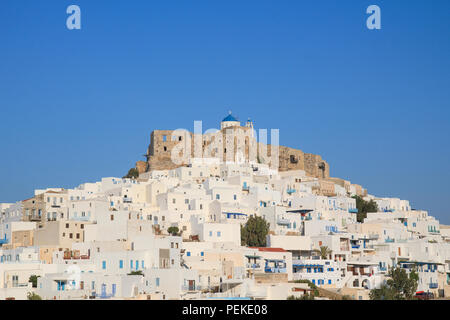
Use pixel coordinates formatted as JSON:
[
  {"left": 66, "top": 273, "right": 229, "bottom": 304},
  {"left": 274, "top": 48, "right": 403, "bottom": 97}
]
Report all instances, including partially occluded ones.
[{"left": 0, "top": 114, "right": 449, "bottom": 300}]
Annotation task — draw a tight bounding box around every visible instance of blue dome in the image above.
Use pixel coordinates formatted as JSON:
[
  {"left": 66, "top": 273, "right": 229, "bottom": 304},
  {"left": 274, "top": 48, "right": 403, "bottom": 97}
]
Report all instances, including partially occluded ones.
[{"left": 222, "top": 114, "right": 238, "bottom": 122}]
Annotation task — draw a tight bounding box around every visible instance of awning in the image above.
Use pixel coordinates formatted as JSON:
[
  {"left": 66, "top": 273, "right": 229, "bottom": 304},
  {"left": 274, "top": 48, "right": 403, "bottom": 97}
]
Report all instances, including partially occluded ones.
[{"left": 245, "top": 255, "right": 262, "bottom": 259}]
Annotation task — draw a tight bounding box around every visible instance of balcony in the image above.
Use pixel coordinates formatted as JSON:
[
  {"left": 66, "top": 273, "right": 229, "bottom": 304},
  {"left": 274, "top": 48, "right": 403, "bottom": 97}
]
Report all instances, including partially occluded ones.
[
  {"left": 264, "top": 267, "right": 287, "bottom": 273},
  {"left": 72, "top": 216, "right": 90, "bottom": 222},
  {"left": 287, "top": 189, "right": 296, "bottom": 195},
  {"left": 246, "top": 263, "right": 261, "bottom": 269},
  {"left": 429, "top": 283, "right": 438, "bottom": 289},
  {"left": 277, "top": 218, "right": 290, "bottom": 226},
  {"left": 351, "top": 245, "right": 360, "bottom": 250},
  {"left": 348, "top": 208, "right": 358, "bottom": 213},
  {"left": 181, "top": 285, "right": 199, "bottom": 292}
]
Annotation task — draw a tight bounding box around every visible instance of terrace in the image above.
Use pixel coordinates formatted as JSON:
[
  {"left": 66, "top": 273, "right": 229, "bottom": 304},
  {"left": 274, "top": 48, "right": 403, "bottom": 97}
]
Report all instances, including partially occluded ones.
[{"left": 264, "top": 259, "right": 287, "bottom": 273}]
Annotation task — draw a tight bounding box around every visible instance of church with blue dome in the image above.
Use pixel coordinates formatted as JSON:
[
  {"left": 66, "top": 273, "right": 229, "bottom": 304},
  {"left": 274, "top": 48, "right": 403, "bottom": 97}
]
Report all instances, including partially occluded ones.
[{"left": 220, "top": 111, "right": 241, "bottom": 129}]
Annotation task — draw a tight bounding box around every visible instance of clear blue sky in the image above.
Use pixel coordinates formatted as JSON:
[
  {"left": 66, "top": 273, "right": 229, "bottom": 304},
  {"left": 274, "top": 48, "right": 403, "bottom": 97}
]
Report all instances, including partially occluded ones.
[{"left": 0, "top": 1, "right": 449, "bottom": 222}]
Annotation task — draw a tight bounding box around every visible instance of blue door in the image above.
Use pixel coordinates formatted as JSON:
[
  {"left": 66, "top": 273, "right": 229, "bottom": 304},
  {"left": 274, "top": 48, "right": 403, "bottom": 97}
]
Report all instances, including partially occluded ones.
[
  {"left": 112, "top": 284, "right": 116, "bottom": 296},
  {"left": 101, "top": 284, "right": 106, "bottom": 297}
]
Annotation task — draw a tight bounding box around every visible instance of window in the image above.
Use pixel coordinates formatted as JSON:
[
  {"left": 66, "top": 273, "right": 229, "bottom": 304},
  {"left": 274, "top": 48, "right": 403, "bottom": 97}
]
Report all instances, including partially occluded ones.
[
  {"left": 66, "top": 223, "right": 69, "bottom": 228},
  {"left": 187, "top": 252, "right": 191, "bottom": 257},
  {"left": 162, "top": 135, "right": 167, "bottom": 142},
  {"left": 201, "top": 252, "right": 204, "bottom": 256},
  {"left": 156, "top": 278, "right": 160, "bottom": 287},
  {"left": 102, "top": 261, "right": 106, "bottom": 269},
  {"left": 216, "top": 194, "right": 220, "bottom": 200},
  {"left": 217, "top": 231, "right": 221, "bottom": 237},
  {"left": 119, "top": 260, "right": 123, "bottom": 269},
  {"left": 233, "top": 195, "right": 237, "bottom": 200},
  {"left": 130, "top": 260, "right": 133, "bottom": 269},
  {"left": 209, "top": 231, "right": 213, "bottom": 237},
  {"left": 69, "top": 233, "right": 73, "bottom": 239},
  {"left": 76, "top": 233, "right": 80, "bottom": 239}
]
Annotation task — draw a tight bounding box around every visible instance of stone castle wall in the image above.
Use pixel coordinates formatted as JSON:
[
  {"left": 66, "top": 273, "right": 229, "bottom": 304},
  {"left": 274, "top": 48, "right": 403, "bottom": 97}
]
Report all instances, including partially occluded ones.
[{"left": 136, "top": 128, "right": 330, "bottom": 179}]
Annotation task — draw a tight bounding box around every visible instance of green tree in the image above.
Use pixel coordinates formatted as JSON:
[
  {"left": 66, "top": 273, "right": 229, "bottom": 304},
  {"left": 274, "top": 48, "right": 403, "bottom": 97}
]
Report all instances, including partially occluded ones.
[
  {"left": 241, "top": 215, "right": 270, "bottom": 247},
  {"left": 369, "top": 267, "right": 419, "bottom": 300},
  {"left": 27, "top": 292, "right": 42, "bottom": 300},
  {"left": 167, "top": 226, "right": 180, "bottom": 236},
  {"left": 28, "top": 275, "right": 40, "bottom": 288},
  {"left": 123, "top": 168, "right": 139, "bottom": 179},
  {"left": 313, "top": 246, "right": 332, "bottom": 260},
  {"left": 128, "top": 270, "right": 144, "bottom": 276},
  {"left": 352, "top": 195, "right": 378, "bottom": 223}
]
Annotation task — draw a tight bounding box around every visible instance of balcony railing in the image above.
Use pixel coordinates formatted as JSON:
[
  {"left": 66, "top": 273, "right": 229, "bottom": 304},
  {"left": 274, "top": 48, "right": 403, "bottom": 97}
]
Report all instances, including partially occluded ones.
[
  {"left": 287, "top": 189, "right": 296, "bottom": 195},
  {"left": 246, "top": 263, "right": 261, "bottom": 269},
  {"left": 265, "top": 267, "right": 287, "bottom": 273},
  {"left": 277, "top": 219, "right": 290, "bottom": 226},
  {"left": 429, "top": 283, "right": 438, "bottom": 289},
  {"left": 181, "top": 285, "right": 199, "bottom": 291}
]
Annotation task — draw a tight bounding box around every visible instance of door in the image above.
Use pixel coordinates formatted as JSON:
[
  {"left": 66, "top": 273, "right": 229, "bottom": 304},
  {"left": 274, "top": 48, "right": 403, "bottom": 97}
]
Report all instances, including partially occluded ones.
[
  {"left": 188, "top": 280, "right": 195, "bottom": 291},
  {"left": 101, "top": 284, "right": 106, "bottom": 297},
  {"left": 112, "top": 284, "right": 116, "bottom": 296}
]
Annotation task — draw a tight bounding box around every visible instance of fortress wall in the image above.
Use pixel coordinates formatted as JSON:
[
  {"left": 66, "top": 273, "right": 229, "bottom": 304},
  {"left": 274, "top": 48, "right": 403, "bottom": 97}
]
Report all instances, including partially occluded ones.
[{"left": 139, "top": 129, "right": 330, "bottom": 179}]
